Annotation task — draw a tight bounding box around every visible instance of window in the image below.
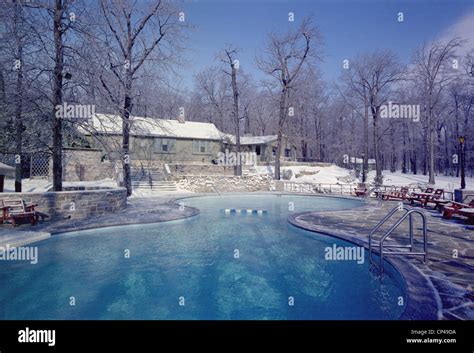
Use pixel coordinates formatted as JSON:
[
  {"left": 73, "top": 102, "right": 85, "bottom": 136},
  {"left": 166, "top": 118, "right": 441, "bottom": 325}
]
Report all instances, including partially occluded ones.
[
  {"left": 154, "top": 138, "right": 175, "bottom": 153},
  {"left": 285, "top": 148, "right": 291, "bottom": 157},
  {"left": 256, "top": 145, "right": 261, "bottom": 155},
  {"left": 193, "top": 140, "right": 211, "bottom": 154}
]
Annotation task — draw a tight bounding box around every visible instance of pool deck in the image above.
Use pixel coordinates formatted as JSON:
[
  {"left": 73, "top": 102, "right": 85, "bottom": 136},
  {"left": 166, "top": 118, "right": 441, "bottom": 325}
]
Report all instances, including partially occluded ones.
[
  {"left": 288, "top": 198, "right": 474, "bottom": 321},
  {"left": 1, "top": 192, "right": 473, "bottom": 320}
]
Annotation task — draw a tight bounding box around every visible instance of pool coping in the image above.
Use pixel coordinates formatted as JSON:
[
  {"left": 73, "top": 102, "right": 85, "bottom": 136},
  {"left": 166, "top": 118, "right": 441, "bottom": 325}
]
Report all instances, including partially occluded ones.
[{"left": 288, "top": 211, "right": 441, "bottom": 320}]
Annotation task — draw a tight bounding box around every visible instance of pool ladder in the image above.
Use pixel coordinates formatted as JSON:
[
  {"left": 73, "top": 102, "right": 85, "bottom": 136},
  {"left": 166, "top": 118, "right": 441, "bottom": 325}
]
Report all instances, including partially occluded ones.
[{"left": 368, "top": 204, "right": 427, "bottom": 276}]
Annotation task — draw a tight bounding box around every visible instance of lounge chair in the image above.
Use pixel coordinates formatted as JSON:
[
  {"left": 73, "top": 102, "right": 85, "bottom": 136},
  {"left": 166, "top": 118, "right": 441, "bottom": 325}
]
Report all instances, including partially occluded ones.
[
  {"left": 458, "top": 208, "right": 474, "bottom": 224},
  {"left": 410, "top": 188, "right": 444, "bottom": 207},
  {"left": 381, "top": 187, "right": 410, "bottom": 201},
  {"left": 0, "top": 200, "right": 8, "bottom": 224},
  {"left": 2, "top": 198, "right": 39, "bottom": 226},
  {"left": 354, "top": 183, "right": 367, "bottom": 197},
  {"left": 442, "top": 200, "right": 474, "bottom": 219}
]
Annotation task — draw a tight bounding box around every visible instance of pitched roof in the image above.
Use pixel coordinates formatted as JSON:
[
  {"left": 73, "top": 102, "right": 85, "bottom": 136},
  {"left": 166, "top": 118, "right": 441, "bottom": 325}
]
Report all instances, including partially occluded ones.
[
  {"left": 80, "top": 114, "right": 223, "bottom": 140},
  {"left": 223, "top": 134, "right": 278, "bottom": 145},
  {"left": 0, "top": 162, "right": 15, "bottom": 176}
]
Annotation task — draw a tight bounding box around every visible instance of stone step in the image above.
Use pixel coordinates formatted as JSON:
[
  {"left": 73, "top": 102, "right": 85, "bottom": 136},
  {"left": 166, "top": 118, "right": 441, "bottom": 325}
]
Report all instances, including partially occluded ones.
[{"left": 131, "top": 180, "right": 177, "bottom": 191}]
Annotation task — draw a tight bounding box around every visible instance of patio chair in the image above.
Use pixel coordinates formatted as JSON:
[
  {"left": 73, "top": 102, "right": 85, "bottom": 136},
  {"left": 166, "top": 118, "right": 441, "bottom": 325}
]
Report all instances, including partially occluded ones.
[
  {"left": 442, "top": 200, "right": 474, "bottom": 219},
  {"left": 410, "top": 188, "right": 443, "bottom": 207},
  {"left": 0, "top": 200, "right": 8, "bottom": 224},
  {"left": 2, "top": 198, "right": 39, "bottom": 226},
  {"left": 381, "top": 187, "right": 409, "bottom": 201},
  {"left": 354, "top": 183, "right": 367, "bottom": 197},
  {"left": 458, "top": 208, "right": 474, "bottom": 224}
]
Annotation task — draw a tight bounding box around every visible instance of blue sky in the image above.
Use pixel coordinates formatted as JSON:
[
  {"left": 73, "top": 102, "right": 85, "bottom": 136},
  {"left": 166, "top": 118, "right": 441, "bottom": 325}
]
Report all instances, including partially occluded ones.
[{"left": 178, "top": 0, "right": 474, "bottom": 90}]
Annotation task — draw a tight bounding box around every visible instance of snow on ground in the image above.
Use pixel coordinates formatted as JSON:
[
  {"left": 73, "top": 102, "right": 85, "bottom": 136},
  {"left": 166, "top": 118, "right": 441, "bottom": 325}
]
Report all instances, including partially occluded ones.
[
  {"left": 372, "top": 171, "right": 474, "bottom": 191},
  {"left": 255, "top": 164, "right": 473, "bottom": 191},
  {"left": 3, "top": 164, "right": 472, "bottom": 196},
  {"left": 130, "top": 185, "right": 192, "bottom": 198}
]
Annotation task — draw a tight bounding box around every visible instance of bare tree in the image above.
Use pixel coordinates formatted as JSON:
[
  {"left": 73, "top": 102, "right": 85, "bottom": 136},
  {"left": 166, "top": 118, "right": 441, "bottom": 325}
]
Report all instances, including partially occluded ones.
[
  {"left": 412, "top": 38, "right": 461, "bottom": 184},
  {"left": 257, "top": 17, "right": 321, "bottom": 180},
  {"left": 221, "top": 46, "right": 242, "bottom": 175},
  {"left": 194, "top": 67, "right": 230, "bottom": 128},
  {"left": 344, "top": 51, "right": 403, "bottom": 185},
  {"left": 98, "top": 0, "right": 183, "bottom": 196}
]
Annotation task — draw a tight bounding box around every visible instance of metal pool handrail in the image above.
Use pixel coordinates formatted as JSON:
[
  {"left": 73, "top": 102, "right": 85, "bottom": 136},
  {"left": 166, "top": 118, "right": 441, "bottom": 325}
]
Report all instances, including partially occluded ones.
[
  {"left": 378, "top": 209, "right": 427, "bottom": 275},
  {"left": 368, "top": 204, "right": 408, "bottom": 264}
]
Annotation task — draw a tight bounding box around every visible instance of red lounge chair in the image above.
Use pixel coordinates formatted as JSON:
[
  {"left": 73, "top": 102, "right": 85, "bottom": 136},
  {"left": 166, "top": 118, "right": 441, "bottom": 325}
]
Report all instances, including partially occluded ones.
[
  {"left": 381, "top": 187, "right": 409, "bottom": 201},
  {"left": 0, "top": 200, "right": 8, "bottom": 224},
  {"left": 443, "top": 200, "right": 474, "bottom": 219},
  {"left": 410, "top": 187, "right": 434, "bottom": 198},
  {"left": 410, "top": 188, "right": 444, "bottom": 207},
  {"left": 354, "top": 183, "right": 367, "bottom": 197},
  {"left": 458, "top": 208, "right": 474, "bottom": 224},
  {"left": 2, "top": 199, "right": 39, "bottom": 226}
]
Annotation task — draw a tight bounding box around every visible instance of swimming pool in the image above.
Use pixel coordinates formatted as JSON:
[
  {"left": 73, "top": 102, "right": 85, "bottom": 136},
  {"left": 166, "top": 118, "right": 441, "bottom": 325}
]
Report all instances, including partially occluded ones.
[{"left": 0, "top": 194, "right": 406, "bottom": 320}]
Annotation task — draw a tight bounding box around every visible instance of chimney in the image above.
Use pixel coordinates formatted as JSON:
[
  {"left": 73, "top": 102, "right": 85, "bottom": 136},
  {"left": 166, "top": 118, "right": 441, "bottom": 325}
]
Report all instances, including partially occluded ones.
[{"left": 178, "top": 108, "right": 185, "bottom": 123}]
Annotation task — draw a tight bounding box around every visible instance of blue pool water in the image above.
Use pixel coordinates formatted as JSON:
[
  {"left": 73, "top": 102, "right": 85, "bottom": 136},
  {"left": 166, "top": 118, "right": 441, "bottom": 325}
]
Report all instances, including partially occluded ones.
[{"left": 0, "top": 195, "right": 406, "bottom": 320}]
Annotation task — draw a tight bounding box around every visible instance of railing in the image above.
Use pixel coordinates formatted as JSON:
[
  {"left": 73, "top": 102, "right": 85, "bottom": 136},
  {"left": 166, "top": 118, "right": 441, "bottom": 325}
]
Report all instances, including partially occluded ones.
[
  {"left": 278, "top": 182, "right": 427, "bottom": 196},
  {"left": 368, "top": 204, "right": 427, "bottom": 276},
  {"left": 163, "top": 163, "right": 171, "bottom": 181},
  {"left": 205, "top": 181, "right": 221, "bottom": 196},
  {"left": 368, "top": 204, "right": 407, "bottom": 264},
  {"left": 378, "top": 209, "right": 427, "bottom": 275}
]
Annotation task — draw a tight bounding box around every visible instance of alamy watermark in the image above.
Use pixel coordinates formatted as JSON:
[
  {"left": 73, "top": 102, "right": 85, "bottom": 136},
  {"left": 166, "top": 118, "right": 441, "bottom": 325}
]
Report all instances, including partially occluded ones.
[
  {"left": 324, "top": 244, "right": 364, "bottom": 264},
  {"left": 216, "top": 149, "right": 257, "bottom": 166},
  {"left": 380, "top": 101, "right": 420, "bottom": 122},
  {"left": 0, "top": 245, "right": 38, "bottom": 264},
  {"left": 55, "top": 103, "right": 95, "bottom": 120}
]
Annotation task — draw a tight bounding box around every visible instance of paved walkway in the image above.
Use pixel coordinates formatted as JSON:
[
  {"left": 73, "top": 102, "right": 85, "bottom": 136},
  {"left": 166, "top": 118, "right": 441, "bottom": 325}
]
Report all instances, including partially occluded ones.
[
  {"left": 289, "top": 198, "right": 474, "bottom": 320},
  {"left": 0, "top": 195, "right": 197, "bottom": 243}
]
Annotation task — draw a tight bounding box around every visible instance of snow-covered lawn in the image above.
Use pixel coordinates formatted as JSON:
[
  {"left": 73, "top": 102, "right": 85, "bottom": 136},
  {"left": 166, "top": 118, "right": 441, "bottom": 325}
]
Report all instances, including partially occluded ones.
[
  {"left": 3, "top": 164, "right": 472, "bottom": 195},
  {"left": 255, "top": 164, "right": 473, "bottom": 192}
]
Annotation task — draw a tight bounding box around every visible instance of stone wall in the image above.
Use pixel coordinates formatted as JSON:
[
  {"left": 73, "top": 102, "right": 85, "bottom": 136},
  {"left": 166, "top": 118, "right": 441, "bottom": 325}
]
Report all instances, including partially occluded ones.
[
  {"left": 177, "top": 175, "right": 273, "bottom": 193},
  {"left": 51, "top": 148, "right": 115, "bottom": 182},
  {"left": 169, "top": 164, "right": 236, "bottom": 176},
  {"left": 0, "top": 187, "right": 127, "bottom": 220}
]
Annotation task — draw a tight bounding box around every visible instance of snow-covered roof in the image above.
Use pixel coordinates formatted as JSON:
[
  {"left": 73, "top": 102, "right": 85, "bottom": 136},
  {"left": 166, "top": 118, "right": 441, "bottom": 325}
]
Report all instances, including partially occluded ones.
[
  {"left": 223, "top": 134, "right": 278, "bottom": 145},
  {"left": 0, "top": 162, "right": 14, "bottom": 176},
  {"left": 80, "top": 114, "right": 223, "bottom": 140}
]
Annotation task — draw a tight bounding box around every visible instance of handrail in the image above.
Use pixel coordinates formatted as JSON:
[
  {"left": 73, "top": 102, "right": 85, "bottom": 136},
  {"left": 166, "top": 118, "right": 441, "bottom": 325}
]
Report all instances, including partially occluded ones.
[
  {"left": 206, "top": 182, "right": 221, "bottom": 196},
  {"left": 368, "top": 204, "right": 408, "bottom": 264},
  {"left": 378, "top": 209, "right": 427, "bottom": 275}
]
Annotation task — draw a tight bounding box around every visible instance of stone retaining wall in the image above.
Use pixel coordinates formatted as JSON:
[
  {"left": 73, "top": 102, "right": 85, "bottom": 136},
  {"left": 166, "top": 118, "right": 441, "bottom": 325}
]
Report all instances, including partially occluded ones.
[
  {"left": 50, "top": 148, "right": 115, "bottom": 182},
  {"left": 177, "top": 175, "right": 273, "bottom": 193},
  {"left": 170, "top": 164, "right": 236, "bottom": 176},
  {"left": 0, "top": 187, "right": 127, "bottom": 220}
]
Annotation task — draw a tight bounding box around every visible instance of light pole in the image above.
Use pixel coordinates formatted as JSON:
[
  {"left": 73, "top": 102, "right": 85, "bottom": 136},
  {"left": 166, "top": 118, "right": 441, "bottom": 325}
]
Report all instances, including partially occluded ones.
[{"left": 459, "top": 136, "right": 466, "bottom": 189}]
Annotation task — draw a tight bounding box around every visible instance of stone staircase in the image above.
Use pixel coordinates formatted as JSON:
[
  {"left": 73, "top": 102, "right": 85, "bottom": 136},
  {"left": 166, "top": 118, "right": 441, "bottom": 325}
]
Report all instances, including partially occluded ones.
[{"left": 131, "top": 166, "right": 177, "bottom": 192}]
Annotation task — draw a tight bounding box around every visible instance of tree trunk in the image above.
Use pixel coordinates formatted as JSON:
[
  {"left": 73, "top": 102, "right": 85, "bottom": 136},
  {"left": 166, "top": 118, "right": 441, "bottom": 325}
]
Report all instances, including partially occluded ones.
[
  {"left": 371, "top": 105, "right": 382, "bottom": 185},
  {"left": 455, "top": 97, "right": 460, "bottom": 177},
  {"left": 274, "top": 89, "right": 287, "bottom": 180},
  {"left": 390, "top": 123, "right": 396, "bottom": 173},
  {"left": 122, "top": 74, "right": 133, "bottom": 196},
  {"left": 402, "top": 120, "right": 407, "bottom": 173},
  {"left": 13, "top": 3, "right": 23, "bottom": 192},
  {"left": 52, "top": 0, "right": 64, "bottom": 192},
  {"left": 428, "top": 97, "right": 436, "bottom": 184},
  {"left": 230, "top": 61, "right": 241, "bottom": 176},
  {"left": 363, "top": 103, "right": 369, "bottom": 182}
]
